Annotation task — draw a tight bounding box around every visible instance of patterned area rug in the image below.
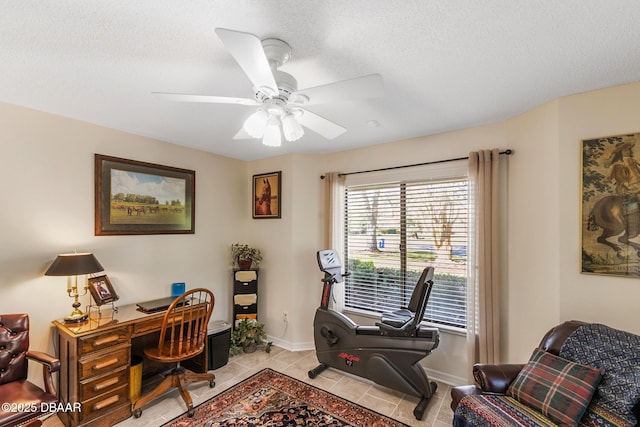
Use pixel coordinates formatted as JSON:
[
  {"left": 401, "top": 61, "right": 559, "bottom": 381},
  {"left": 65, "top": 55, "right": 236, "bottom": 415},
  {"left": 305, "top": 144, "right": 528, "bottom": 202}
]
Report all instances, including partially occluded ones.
[{"left": 162, "top": 368, "right": 408, "bottom": 426}]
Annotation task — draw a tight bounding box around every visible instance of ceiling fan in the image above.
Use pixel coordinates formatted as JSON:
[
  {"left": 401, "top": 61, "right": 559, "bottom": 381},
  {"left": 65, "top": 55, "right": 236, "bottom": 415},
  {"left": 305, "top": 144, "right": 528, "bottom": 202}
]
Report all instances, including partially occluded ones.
[{"left": 154, "top": 28, "right": 384, "bottom": 147}]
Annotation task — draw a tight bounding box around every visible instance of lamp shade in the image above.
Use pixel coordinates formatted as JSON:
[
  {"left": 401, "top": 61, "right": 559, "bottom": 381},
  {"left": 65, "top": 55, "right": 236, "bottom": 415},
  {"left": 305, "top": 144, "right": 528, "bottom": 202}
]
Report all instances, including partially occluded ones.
[{"left": 45, "top": 253, "right": 104, "bottom": 276}]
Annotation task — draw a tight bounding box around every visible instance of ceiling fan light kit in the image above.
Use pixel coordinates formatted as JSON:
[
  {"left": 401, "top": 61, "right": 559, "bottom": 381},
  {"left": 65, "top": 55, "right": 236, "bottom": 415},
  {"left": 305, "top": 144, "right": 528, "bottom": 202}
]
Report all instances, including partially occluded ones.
[
  {"left": 263, "top": 117, "right": 282, "bottom": 147},
  {"left": 154, "top": 28, "right": 383, "bottom": 148},
  {"left": 243, "top": 109, "right": 269, "bottom": 138},
  {"left": 281, "top": 113, "right": 304, "bottom": 142}
]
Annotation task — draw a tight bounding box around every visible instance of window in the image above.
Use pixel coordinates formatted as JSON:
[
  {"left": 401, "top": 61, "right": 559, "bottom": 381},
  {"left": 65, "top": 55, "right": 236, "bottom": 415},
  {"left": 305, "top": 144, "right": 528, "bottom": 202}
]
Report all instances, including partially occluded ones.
[{"left": 343, "top": 175, "right": 468, "bottom": 329}]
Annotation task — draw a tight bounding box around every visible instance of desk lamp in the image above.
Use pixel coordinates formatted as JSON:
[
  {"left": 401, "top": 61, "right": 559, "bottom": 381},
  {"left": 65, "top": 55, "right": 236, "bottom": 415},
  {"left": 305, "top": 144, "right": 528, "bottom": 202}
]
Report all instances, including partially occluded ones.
[{"left": 45, "top": 252, "right": 104, "bottom": 323}]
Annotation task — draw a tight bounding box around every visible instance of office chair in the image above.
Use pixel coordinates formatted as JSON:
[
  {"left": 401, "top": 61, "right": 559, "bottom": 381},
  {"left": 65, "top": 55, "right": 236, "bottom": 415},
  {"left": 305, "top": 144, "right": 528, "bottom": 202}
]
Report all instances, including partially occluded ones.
[
  {"left": 0, "top": 314, "right": 60, "bottom": 427},
  {"left": 132, "top": 288, "right": 215, "bottom": 418}
]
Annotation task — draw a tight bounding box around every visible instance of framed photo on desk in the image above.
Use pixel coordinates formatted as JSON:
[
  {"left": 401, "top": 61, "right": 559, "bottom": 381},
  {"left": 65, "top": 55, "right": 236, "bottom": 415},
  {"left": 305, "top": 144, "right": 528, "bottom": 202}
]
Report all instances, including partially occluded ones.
[{"left": 88, "top": 275, "right": 118, "bottom": 305}]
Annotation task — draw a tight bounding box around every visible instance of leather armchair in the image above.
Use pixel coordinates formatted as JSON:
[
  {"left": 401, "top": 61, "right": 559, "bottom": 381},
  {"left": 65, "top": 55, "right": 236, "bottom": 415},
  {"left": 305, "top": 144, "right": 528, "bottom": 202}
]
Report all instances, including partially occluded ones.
[
  {"left": 450, "top": 320, "right": 586, "bottom": 411},
  {"left": 0, "top": 314, "right": 61, "bottom": 427}
]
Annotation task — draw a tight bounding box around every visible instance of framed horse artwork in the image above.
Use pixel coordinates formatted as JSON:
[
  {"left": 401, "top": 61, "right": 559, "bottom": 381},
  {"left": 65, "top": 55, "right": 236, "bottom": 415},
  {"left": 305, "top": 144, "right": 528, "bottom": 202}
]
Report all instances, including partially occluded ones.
[
  {"left": 582, "top": 132, "right": 640, "bottom": 277},
  {"left": 253, "top": 171, "right": 281, "bottom": 219},
  {"left": 95, "top": 154, "right": 195, "bottom": 235}
]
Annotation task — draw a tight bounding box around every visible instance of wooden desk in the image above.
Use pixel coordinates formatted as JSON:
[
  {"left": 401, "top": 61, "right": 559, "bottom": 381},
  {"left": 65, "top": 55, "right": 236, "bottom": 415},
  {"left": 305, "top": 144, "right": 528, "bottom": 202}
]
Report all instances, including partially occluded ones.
[{"left": 53, "top": 303, "right": 207, "bottom": 427}]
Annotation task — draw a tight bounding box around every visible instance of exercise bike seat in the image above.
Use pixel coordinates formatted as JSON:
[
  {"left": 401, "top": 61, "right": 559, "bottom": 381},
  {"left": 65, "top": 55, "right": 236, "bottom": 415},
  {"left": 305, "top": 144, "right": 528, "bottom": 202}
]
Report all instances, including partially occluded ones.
[
  {"left": 379, "top": 309, "right": 414, "bottom": 328},
  {"left": 376, "top": 266, "right": 434, "bottom": 337}
]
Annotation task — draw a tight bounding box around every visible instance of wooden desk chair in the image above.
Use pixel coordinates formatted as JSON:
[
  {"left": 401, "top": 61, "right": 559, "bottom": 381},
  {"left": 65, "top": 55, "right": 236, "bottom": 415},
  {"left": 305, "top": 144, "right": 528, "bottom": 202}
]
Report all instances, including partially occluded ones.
[{"left": 132, "top": 288, "right": 215, "bottom": 418}]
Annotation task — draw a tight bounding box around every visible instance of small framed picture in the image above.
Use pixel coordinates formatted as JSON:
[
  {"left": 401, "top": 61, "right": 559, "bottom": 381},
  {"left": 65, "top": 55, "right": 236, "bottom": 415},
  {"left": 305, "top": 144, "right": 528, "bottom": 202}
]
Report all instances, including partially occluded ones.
[
  {"left": 88, "top": 275, "right": 119, "bottom": 305},
  {"left": 253, "top": 171, "right": 281, "bottom": 219}
]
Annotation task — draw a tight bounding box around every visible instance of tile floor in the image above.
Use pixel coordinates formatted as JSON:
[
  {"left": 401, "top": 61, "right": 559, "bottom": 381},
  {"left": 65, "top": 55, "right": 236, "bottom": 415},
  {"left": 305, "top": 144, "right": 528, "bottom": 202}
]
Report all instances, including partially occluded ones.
[{"left": 43, "top": 346, "right": 455, "bottom": 426}]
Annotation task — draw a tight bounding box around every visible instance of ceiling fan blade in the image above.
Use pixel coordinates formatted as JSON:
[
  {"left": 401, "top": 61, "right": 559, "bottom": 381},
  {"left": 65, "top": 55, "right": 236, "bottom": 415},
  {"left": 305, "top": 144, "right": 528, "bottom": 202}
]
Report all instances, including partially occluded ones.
[
  {"left": 215, "top": 28, "right": 278, "bottom": 96},
  {"left": 153, "top": 92, "right": 258, "bottom": 106},
  {"left": 298, "top": 109, "right": 347, "bottom": 140},
  {"left": 292, "top": 74, "right": 384, "bottom": 106}
]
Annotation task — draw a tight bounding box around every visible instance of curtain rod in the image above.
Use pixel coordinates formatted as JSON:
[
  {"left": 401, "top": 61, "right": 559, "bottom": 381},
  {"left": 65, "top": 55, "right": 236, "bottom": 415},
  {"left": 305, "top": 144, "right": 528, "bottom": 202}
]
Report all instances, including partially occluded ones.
[{"left": 320, "top": 149, "right": 513, "bottom": 179}]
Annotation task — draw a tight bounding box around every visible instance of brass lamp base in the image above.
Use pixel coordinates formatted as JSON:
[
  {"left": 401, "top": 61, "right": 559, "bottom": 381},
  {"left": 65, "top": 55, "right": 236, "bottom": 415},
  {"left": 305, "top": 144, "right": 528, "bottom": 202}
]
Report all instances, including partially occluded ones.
[
  {"left": 64, "top": 313, "right": 89, "bottom": 324},
  {"left": 64, "top": 306, "right": 89, "bottom": 324}
]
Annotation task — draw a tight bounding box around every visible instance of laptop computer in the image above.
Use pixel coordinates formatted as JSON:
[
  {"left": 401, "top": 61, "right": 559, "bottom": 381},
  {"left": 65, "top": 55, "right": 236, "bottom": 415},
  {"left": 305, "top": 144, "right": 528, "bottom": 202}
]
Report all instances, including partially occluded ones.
[{"left": 136, "top": 296, "right": 184, "bottom": 313}]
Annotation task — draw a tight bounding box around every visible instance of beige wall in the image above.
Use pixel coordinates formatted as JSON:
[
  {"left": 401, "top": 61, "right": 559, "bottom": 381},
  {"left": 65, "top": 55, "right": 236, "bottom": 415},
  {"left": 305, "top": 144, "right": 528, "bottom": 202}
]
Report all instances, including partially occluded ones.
[
  {"left": 245, "top": 154, "right": 327, "bottom": 349},
  {"left": 0, "top": 102, "right": 246, "bottom": 371},
  {"left": 504, "top": 101, "right": 562, "bottom": 361},
  {"left": 558, "top": 83, "right": 640, "bottom": 330},
  {"left": 246, "top": 81, "right": 640, "bottom": 383},
  {"left": 3, "top": 80, "right": 640, "bottom": 389}
]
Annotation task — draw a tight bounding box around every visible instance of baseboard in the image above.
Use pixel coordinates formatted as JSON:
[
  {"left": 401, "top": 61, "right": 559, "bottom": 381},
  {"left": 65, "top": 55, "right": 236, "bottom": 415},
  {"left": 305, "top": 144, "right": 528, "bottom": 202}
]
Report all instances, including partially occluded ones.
[
  {"left": 268, "top": 334, "right": 467, "bottom": 386},
  {"left": 423, "top": 367, "right": 467, "bottom": 387},
  {"left": 267, "top": 335, "right": 314, "bottom": 352}
]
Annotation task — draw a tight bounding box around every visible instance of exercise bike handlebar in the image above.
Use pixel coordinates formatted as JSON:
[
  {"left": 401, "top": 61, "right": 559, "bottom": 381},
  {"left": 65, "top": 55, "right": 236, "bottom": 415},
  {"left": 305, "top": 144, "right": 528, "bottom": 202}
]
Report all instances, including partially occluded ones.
[{"left": 321, "top": 271, "right": 350, "bottom": 285}]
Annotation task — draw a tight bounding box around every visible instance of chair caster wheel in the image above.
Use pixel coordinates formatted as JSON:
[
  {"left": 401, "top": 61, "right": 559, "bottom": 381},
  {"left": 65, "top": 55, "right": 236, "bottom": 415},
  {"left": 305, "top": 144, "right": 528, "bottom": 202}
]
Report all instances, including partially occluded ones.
[
  {"left": 209, "top": 380, "right": 215, "bottom": 388},
  {"left": 187, "top": 409, "right": 195, "bottom": 417},
  {"left": 134, "top": 409, "right": 142, "bottom": 418},
  {"left": 308, "top": 370, "right": 316, "bottom": 379}
]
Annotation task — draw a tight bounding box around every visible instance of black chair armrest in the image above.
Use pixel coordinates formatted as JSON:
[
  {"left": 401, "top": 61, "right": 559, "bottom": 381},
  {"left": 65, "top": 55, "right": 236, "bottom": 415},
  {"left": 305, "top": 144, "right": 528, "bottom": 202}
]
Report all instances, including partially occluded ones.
[
  {"left": 473, "top": 363, "right": 525, "bottom": 394},
  {"left": 26, "top": 350, "right": 60, "bottom": 395}
]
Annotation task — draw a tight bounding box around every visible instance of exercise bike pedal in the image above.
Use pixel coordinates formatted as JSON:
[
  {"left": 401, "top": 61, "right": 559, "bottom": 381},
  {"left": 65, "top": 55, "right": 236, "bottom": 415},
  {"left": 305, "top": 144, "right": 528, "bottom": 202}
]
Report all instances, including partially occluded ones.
[{"left": 320, "top": 327, "right": 339, "bottom": 346}]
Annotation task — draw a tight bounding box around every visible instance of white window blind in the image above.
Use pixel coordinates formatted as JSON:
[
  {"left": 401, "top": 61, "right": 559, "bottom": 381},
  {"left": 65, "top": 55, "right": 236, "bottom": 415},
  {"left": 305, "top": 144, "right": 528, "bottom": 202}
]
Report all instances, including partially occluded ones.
[{"left": 344, "top": 176, "right": 468, "bottom": 329}]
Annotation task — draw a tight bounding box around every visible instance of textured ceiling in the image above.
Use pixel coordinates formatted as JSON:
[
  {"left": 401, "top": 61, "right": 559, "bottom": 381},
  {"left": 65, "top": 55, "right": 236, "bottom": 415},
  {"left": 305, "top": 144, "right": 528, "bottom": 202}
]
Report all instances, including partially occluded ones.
[{"left": 2, "top": 1, "right": 640, "bottom": 161}]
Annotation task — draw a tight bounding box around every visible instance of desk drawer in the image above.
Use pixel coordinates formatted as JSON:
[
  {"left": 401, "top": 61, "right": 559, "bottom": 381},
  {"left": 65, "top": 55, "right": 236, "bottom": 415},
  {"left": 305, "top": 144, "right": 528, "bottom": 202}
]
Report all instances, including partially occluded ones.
[
  {"left": 80, "top": 365, "right": 128, "bottom": 401},
  {"left": 133, "top": 312, "right": 188, "bottom": 336},
  {"left": 80, "top": 384, "right": 128, "bottom": 422},
  {"left": 133, "top": 317, "right": 164, "bottom": 336},
  {"left": 79, "top": 346, "right": 129, "bottom": 380},
  {"left": 79, "top": 327, "right": 129, "bottom": 354}
]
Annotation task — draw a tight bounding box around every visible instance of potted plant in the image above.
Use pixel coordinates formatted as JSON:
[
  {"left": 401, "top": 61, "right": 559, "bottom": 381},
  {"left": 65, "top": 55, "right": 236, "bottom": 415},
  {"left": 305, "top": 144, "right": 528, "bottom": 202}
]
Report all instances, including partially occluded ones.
[
  {"left": 229, "top": 318, "right": 272, "bottom": 355},
  {"left": 231, "top": 243, "right": 262, "bottom": 269}
]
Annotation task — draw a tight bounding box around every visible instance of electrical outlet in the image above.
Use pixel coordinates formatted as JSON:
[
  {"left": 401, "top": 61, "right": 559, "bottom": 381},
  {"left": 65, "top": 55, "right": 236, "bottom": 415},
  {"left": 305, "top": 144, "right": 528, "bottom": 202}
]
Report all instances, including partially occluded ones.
[{"left": 283, "top": 312, "right": 288, "bottom": 323}]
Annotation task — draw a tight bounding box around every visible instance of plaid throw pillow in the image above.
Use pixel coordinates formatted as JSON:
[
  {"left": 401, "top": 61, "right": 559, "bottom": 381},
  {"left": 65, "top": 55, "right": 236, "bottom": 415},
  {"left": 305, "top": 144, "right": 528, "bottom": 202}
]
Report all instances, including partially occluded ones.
[{"left": 507, "top": 348, "right": 603, "bottom": 426}]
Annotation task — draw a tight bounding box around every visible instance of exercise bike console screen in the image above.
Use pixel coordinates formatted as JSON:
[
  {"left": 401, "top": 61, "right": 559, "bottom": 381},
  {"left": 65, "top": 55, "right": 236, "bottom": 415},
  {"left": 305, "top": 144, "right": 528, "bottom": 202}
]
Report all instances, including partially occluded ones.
[{"left": 317, "top": 249, "right": 344, "bottom": 283}]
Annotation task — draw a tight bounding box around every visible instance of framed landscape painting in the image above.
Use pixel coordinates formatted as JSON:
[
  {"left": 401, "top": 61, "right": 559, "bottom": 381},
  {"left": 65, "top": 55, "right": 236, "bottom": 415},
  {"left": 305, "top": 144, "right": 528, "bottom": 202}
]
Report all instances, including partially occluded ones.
[
  {"left": 253, "top": 171, "right": 281, "bottom": 219},
  {"left": 582, "top": 132, "right": 640, "bottom": 276},
  {"left": 95, "top": 154, "right": 195, "bottom": 235}
]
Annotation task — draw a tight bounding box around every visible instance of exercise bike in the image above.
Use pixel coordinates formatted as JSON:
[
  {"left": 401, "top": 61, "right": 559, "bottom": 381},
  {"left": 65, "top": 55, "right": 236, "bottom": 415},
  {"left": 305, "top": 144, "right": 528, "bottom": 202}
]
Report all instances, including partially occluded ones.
[{"left": 308, "top": 249, "right": 440, "bottom": 420}]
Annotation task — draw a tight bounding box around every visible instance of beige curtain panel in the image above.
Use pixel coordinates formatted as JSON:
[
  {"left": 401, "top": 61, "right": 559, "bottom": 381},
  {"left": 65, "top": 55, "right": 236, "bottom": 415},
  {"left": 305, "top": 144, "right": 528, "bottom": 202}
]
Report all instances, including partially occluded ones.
[{"left": 467, "top": 148, "right": 502, "bottom": 381}]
